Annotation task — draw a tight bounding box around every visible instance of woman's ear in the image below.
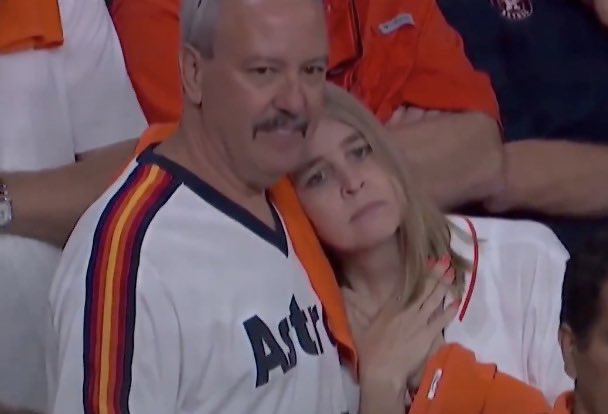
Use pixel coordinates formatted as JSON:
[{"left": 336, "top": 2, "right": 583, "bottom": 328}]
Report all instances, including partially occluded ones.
[
  {"left": 559, "top": 323, "right": 578, "bottom": 380},
  {"left": 179, "top": 44, "right": 204, "bottom": 106}
]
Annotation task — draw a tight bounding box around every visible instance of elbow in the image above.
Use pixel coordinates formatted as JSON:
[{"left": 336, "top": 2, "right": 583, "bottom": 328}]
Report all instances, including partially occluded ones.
[{"left": 469, "top": 113, "right": 505, "bottom": 200}]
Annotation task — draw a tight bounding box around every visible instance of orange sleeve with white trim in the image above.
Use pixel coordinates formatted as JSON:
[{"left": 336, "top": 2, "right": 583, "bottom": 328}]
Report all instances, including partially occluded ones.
[{"left": 410, "top": 344, "right": 550, "bottom": 414}]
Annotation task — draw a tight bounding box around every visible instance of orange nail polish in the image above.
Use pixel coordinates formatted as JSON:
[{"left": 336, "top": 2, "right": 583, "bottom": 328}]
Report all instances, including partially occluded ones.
[{"left": 442, "top": 269, "right": 455, "bottom": 282}]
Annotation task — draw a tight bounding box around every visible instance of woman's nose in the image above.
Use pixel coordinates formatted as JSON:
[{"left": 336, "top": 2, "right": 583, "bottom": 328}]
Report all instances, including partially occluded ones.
[{"left": 341, "top": 172, "right": 365, "bottom": 196}]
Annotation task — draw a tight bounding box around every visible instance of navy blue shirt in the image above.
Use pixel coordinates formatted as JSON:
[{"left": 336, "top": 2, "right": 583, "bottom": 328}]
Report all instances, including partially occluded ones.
[{"left": 438, "top": 0, "right": 608, "bottom": 252}]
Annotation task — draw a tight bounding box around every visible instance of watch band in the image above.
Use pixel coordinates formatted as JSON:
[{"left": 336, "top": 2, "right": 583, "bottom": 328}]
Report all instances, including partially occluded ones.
[{"left": 0, "top": 177, "right": 13, "bottom": 229}]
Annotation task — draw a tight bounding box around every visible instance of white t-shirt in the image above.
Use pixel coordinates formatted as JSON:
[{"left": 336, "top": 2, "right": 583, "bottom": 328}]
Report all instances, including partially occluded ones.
[
  {"left": 444, "top": 215, "right": 572, "bottom": 404},
  {"left": 48, "top": 148, "right": 350, "bottom": 414},
  {"left": 0, "top": 0, "right": 147, "bottom": 409}
]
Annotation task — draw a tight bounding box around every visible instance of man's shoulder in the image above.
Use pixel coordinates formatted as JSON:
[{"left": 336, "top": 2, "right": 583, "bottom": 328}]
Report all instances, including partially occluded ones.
[
  {"left": 66, "top": 161, "right": 180, "bottom": 262},
  {"left": 53, "top": 161, "right": 181, "bottom": 306}
]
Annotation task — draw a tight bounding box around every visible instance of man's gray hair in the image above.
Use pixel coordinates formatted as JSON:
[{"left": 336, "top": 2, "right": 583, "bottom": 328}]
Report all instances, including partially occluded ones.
[
  {"left": 181, "top": 0, "right": 222, "bottom": 58},
  {"left": 180, "top": 0, "right": 324, "bottom": 59}
]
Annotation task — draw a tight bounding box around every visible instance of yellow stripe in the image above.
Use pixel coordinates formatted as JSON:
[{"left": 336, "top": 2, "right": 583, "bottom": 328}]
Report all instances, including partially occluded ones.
[{"left": 98, "top": 166, "right": 161, "bottom": 413}]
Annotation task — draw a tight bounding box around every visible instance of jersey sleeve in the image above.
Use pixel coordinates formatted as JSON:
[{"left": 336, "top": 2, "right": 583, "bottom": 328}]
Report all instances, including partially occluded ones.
[
  {"left": 410, "top": 344, "right": 550, "bottom": 414},
  {"left": 49, "top": 256, "right": 180, "bottom": 414},
  {"left": 60, "top": 0, "right": 147, "bottom": 155},
  {"left": 401, "top": 0, "right": 500, "bottom": 121},
  {"left": 499, "top": 223, "right": 573, "bottom": 404},
  {"left": 110, "top": 0, "right": 182, "bottom": 124}
]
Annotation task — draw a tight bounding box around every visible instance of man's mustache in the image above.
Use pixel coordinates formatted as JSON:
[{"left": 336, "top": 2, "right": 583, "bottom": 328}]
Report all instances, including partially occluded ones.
[{"left": 253, "top": 111, "right": 309, "bottom": 137}]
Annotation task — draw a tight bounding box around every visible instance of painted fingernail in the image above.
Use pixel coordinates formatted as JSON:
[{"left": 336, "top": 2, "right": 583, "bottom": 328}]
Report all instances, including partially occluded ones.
[
  {"left": 450, "top": 299, "right": 462, "bottom": 309},
  {"left": 427, "top": 255, "right": 451, "bottom": 271},
  {"left": 442, "top": 268, "right": 455, "bottom": 282},
  {"left": 438, "top": 255, "right": 450, "bottom": 267}
]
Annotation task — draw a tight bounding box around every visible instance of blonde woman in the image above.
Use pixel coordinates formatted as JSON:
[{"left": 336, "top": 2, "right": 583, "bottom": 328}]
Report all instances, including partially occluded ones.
[{"left": 291, "top": 84, "right": 572, "bottom": 410}]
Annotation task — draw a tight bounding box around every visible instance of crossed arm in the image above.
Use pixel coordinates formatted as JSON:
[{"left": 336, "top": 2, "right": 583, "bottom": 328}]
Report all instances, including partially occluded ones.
[
  {"left": 484, "top": 139, "right": 608, "bottom": 216},
  {"left": 387, "top": 107, "right": 504, "bottom": 209}
]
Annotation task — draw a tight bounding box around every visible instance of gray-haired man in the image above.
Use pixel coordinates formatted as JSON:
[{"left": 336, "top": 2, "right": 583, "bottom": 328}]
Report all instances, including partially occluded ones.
[{"left": 47, "top": 0, "right": 352, "bottom": 413}]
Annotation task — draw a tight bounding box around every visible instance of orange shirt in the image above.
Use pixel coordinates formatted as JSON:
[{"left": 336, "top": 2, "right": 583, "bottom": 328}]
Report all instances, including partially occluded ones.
[
  {"left": 325, "top": 0, "right": 499, "bottom": 122},
  {"left": 115, "top": 0, "right": 501, "bottom": 367}
]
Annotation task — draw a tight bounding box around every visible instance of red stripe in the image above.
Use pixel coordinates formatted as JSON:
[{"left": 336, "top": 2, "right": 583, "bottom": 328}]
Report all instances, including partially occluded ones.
[{"left": 459, "top": 217, "right": 479, "bottom": 321}]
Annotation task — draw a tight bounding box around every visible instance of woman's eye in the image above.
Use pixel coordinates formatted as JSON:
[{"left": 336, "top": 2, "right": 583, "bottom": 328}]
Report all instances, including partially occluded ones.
[
  {"left": 305, "top": 170, "right": 327, "bottom": 187},
  {"left": 350, "top": 144, "right": 372, "bottom": 160}
]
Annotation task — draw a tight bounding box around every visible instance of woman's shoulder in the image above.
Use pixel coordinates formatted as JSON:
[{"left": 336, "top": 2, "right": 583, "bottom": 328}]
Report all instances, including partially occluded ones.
[{"left": 447, "top": 215, "right": 569, "bottom": 260}]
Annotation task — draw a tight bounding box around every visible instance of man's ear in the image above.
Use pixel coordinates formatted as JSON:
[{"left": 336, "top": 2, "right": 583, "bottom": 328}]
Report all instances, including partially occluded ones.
[
  {"left": 179, "top": 44, "right": 205, "bottom": 106},
  {"left": 559, "top": 323, "right": 578, "bottom": 380}
]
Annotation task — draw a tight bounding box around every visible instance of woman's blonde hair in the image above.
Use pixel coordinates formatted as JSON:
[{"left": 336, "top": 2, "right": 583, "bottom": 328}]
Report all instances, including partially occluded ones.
[{"left": 322, "top": 83, "right": 467, "bottom": 305}]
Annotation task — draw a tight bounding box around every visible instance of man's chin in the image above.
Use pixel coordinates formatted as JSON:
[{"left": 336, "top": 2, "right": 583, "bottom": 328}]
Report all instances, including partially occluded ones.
[{"left": 263, "top": 160, "right": 306, "bottom": 184}]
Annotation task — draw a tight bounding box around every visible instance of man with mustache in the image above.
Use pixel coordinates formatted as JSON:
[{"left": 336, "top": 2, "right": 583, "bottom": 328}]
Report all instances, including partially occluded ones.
[{"left": 46, "top": 0, "right": 354, "bottom": 412}]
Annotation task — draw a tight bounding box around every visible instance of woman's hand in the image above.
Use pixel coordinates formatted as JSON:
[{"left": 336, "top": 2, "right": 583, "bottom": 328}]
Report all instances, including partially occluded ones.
[{"left": 347, "top": 263, "right": 459, "bottom": 414}]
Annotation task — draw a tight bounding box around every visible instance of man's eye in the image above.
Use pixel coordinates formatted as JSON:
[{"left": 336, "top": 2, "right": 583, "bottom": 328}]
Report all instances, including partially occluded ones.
[
  {"left": 303, "top": 65, "right": 325, "bottom": 75},
  {"left": 249, "top": 67, "right": 275, "bottom": 76}
]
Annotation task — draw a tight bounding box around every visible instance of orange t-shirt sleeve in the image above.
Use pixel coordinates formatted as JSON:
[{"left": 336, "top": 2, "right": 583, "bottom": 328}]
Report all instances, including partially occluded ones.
[
  {"left": 401, "top": 0, "right": 500, "bottom": 122},
  {"left": 111, "top": 0, "right": 182, "bottom": 124}
]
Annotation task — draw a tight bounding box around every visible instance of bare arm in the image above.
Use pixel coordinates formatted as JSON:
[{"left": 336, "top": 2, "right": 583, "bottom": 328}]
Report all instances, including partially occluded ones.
[
  {"left": 484, "top": 139, "right": 608, "bottom": 216},
  {"left": 387, "top": 110, "right": 504, "bottom": 209},
  {"left": 3, "top": 139, "right": 136, "bottom": 246}
]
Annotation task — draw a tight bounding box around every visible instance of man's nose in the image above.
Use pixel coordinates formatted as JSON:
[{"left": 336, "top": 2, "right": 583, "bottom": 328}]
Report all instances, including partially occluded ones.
[{"left": 274, "top": 74, "right": 306, "bottom": 115}]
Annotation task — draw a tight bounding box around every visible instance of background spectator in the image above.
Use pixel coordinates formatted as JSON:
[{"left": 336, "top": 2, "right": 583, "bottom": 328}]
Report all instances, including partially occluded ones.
[
  {"left": 557, "top": 230, "right": 608, "bottom": 414},
  {"left": 0, "top": 0, "right": 146, "bottom": 410},
  {"left": 439, "top": 0, "right": 608, "bottom": 252}
]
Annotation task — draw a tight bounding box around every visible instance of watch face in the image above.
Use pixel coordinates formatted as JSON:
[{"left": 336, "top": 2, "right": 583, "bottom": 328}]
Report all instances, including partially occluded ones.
[{"left": 0, "top": 200, "right": 11, "bottom": 227}]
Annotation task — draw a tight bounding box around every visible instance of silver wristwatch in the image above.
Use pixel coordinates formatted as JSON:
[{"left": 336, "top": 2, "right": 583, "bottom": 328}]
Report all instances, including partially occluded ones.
[{"left": 0, "top": 179, "right": 13, "bottom": 229}]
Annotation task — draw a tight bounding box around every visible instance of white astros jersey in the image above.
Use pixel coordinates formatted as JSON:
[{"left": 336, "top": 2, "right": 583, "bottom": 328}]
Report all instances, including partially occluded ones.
[
  {"left": 444, "top": 215, "right": 573, "bottom": 404},
  {"left": 47, "top": 147, "right": 350, "bottom": 414}
]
